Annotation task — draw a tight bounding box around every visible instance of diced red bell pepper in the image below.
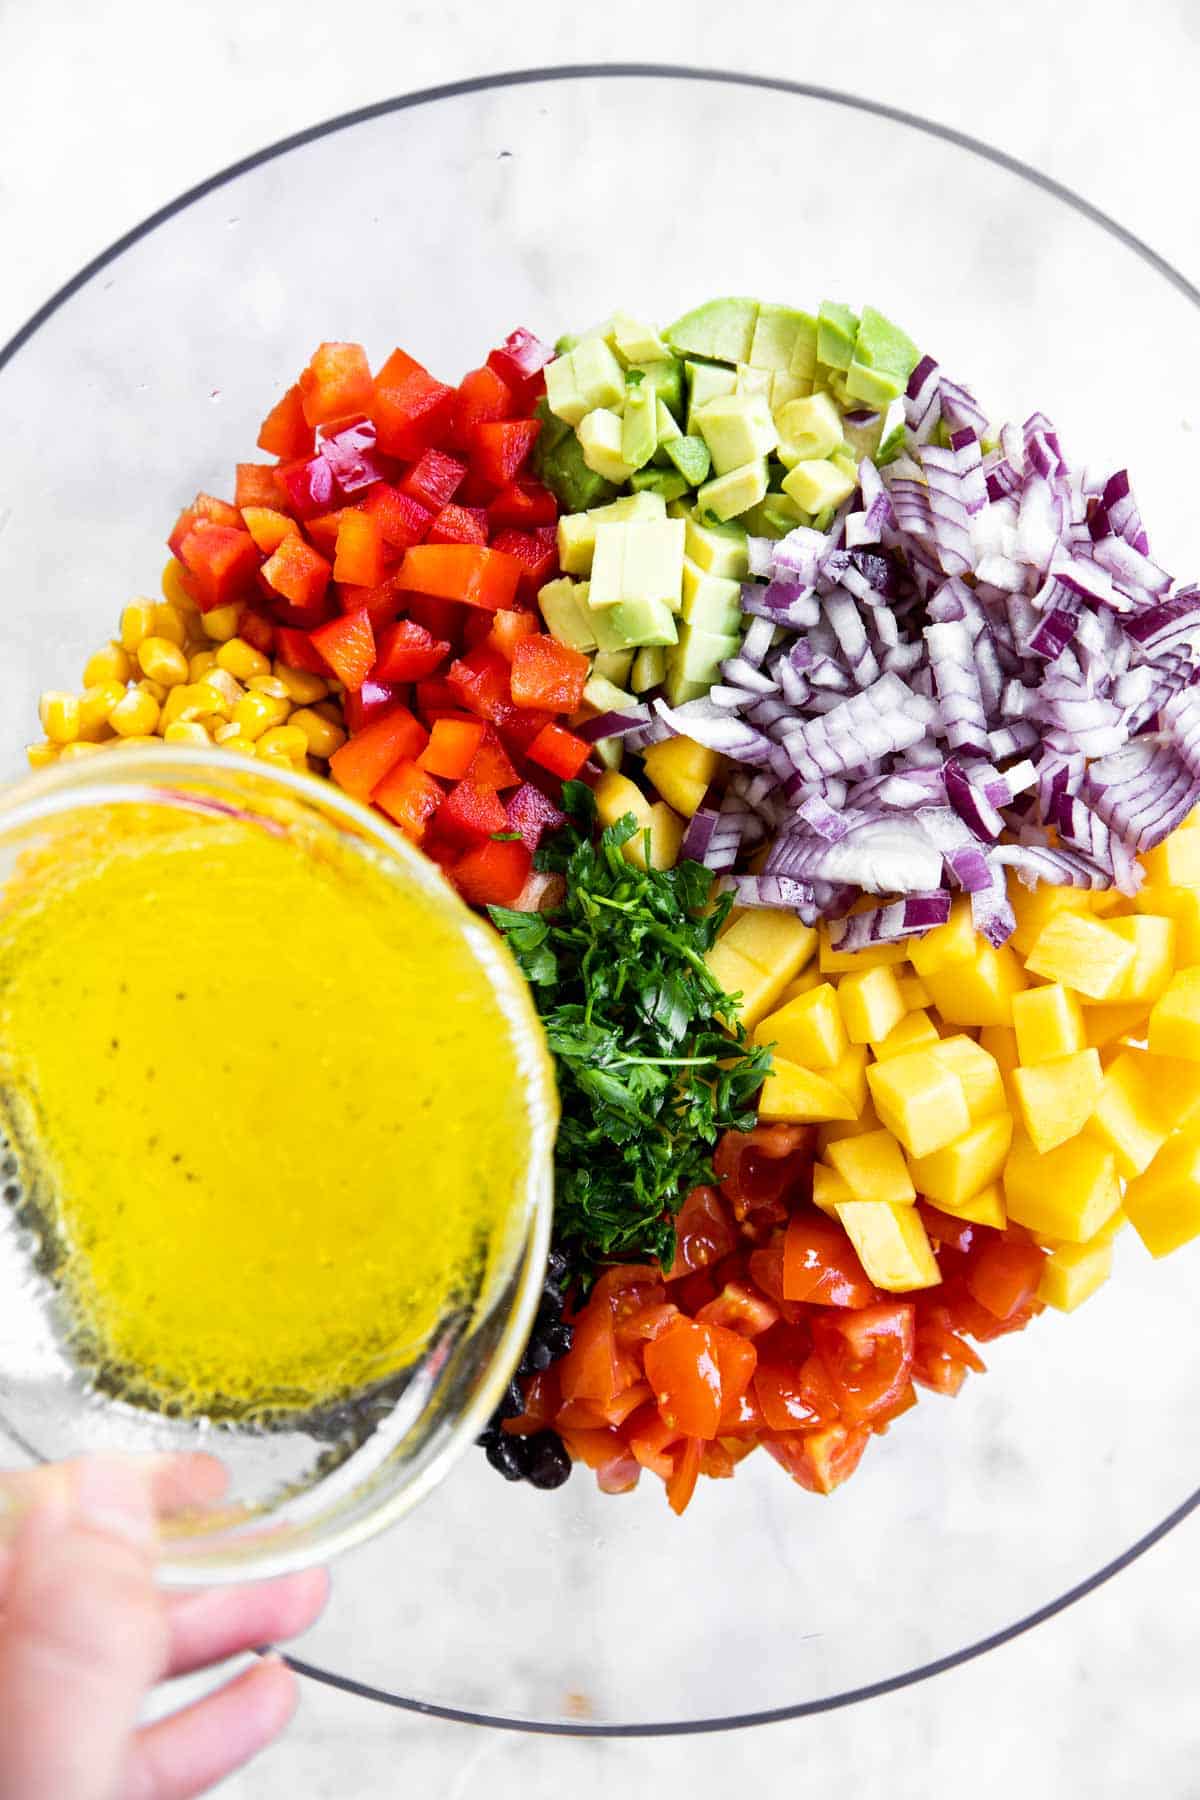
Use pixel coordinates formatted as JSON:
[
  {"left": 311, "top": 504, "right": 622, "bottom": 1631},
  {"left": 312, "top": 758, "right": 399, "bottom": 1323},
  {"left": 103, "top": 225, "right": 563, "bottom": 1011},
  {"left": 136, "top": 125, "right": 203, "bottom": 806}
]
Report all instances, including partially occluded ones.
[
  {"left": 362, "top": 482, "right": 433, "bottom": 551},
  {"left": 257, "top": 382, "right": 315, "bottom": 459},
  {"left": 310, "top": 606, "right": 376, "bottom": 692},
  {"left": 463, "top": 610, "right": 498, "bottom": 653},
  {"left": 451, "top": 365, "right": 514, "bottom": 441},
  {"left": 177, "top": 524, "right": 260, "bottom": 612},
  {"left": 235, "top": 463, "right": 285, "bottom": 509},
  {"left": 465, "top": 727, "right": 519, "bottom": 791},
  {"left": 398, "top": 544, "right": 522, "bottom": 612},
  {"left": 374, "top": 618, "right": 450, "bottom": 683},
  {"left": 455, "top": 467, "right": 501, "bottom": 508},
  {"left": 168, "top": 493, "right": 242, "bottom": 558},
  {"left": 469, "top": 419, "right": 541, "bottom": 487},
  {"left": 371, "top": 348, "right": 456, "bottom": 459},
  {"left": 526, "top": 721, "right": 591, "bottom": 781},
  {"left": 299, "top": 342, "right": 373, "bottom": 428},
  {"left": 452, "top": 836, "right": 532, "bottom": 907},
  {"left": 418, "top": 717, "right": 486, "bottom": 781},
  {"left": 241, "top": 507, "right": 296, "bottom": 555},
  {"left": 302, "top": 510, "right": 345, "bottom": 555},
  {"left": 274, "top": 625, "right": 330, "bottom": 676},
  {"left": 399, "top": 449, "right": 468, "bottom": 513},
  {"left": 329, "top": 704, "right": 429, "bottom": 801},
  {"left": 343, "top": 678, "right": 406, "bottom": 735},
  {"left": 487, "top": 608, "right": 539, "bottom": 661},
  {"left": 404, "top": 596, "right": 464, "bottom": 648},
  {"left": 438, "top": 778, "right": 509, "bottom": 844},
  {"left": 486, "top": 327, "right": 555, "bottom": 392},
  {"left": 333, "top": 510, "right": 388, "bottom": 588},
  {"left": 414, "top": 675, "right": 464, "bottom": 722},
  {"left": 504, "top": 781, "right": 566, "bottom": 854},
  {"left": 238, "top": 608, "right": 276, "bottom": 657},
  {"left": 334, "top": 576, "right": 402, "bottom": 634},
  {"left": 510, "top": 633, "right": 589, "bottom": 711},
  {"left": 491, "top": 525, "right": 558, "bottom": 598},
  {"left": 261, "top": 536, "right": 332, "bottom": 613},
  {"left": 486, "top": 480, "right": 558, "bottom": 531},
  {"left": 426, "top": 504, "right": 489, "bottom": 546},
  {"left": 318, "top": 419, "right": 385, "bottom": 495},
  {"left": 445, "top": 648, "right": 516, "bottom": 725},
  {"left": 372, "top": 759, "right": 445, "bottom": 843},
  {"left": 278, "top": 456, "right": 340, "bottom": 521}
]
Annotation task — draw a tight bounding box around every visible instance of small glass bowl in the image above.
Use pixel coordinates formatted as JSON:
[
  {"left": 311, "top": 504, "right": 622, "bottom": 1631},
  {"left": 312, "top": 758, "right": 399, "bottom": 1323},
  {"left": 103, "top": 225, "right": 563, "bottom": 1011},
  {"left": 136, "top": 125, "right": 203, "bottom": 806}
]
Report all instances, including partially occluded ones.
[{"left": 0, "top": 747, "right": 557, "bottom": 1583}]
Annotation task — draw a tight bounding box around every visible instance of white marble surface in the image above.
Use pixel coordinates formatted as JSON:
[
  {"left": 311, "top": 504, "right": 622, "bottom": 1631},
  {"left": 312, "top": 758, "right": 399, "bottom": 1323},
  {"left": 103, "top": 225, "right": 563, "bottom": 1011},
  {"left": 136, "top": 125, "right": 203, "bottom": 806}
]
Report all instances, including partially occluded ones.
[{"left": 2, "top": 2, "right": 1199, "bottom": 1794}]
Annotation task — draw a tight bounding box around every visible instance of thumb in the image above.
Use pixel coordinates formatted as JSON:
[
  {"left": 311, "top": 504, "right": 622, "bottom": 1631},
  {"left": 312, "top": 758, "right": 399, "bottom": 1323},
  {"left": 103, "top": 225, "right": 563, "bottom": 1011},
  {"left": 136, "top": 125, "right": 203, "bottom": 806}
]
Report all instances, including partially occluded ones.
[{"left": 0, "top": 1458, "right": 170, "bottom": 1800}]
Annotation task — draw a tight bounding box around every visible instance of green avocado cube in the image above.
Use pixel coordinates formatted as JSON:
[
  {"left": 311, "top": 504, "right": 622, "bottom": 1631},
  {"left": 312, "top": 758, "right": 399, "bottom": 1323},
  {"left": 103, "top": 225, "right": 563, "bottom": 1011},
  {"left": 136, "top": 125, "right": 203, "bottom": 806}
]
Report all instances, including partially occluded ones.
[
  {"left": 554, "top": 332, "right": 580, "bottom": 355},
  {"left": 782, "top": 457, "right": 858, "bottom": 512},
  {"left": 626, "top": 518, "right": 686, "bottom": 611},
  {"left": 771, "top": 370, "right": 813, "bottom": 412},
  {"left": 735, "top": 363, "right": 773, "bottom": 399},
  {"left": 579, "top": 408, "right": 637, "bottom": 484},
  {"left": 681, "top": 559, "right": 743, "bottom": 633},
  {"left": 572, "top": 336, "right": 627, "bottom": 413},
  {"left": 749, "top": 304, "right": 817, "bottom": 374},
  {"left": 665, "top": 297, "right": 760, "bottom": 367},
  {"left": 610, "top": 312, "right": 672, "bottom": 366},
  {"left": 621, "top": 384, "right": 658, "bottom": 471},
  {"left": 537, "top": 424, "right": 618, "bottom": 515},
  {"left": 664, "top": 622, "right": 742, "bottom": 703},
  {"left": 694, "top": 394, "right": 778, "bottom": 476},
  {"left": 817, "top": 302, "right": 860, "bottom": 371},
  {"left": 844, "top": 305, "right": 921, "bottom": 408},
  {"left": 592, "top": 736, "right": 624, "bottom": 772},
  {"left": 741, "top": 495, "right": 806, "bottom": 539},
  {"left": 634, "top": 357, "right": 686, "bottom": 420},
  {"left": 697, "top": 457, "right": 770, "bottom": 522},
  {"left": 775, "top": 393, "right": 844, "bottom": 467},
  {"left": 841, "top": 411, "right": 884, "bottom": 464},
  {"left": 631, "top": 645, "right": 667, "bottom": 693},
  {"left": 594, "top": 491, "right": 669, "bottom": 523},
  {"left": 685, "top": 361, "right": 738, "bottom": 433},
  {"left": 683, "top": 515, "right": 749, "bottom": 581},
  {"left": 589, "top": 521, "right": 627, "bottom": 608},
  {"left": 630, "top": 467, "right": 691, "bottom": 503},
  {"left": 589, "top": 593, "right": 679, "bottom": 651},
  {"left": 537, "top": 576, "right": 598, "bottom": 651},
  {"left": 664, "top": 433, "right": 712, "bottom": 487},
  {"left": 876, "top": 397, "right": 907, "bottom": 466},
  {"left": 583, "top": 673, "right": 637, "bottom": 714},
  {"left": 788, "top": 316, "right": 820, "bottom": 383},
  {"left": 591, "top": 648, "right": 634, "bottom": 686},
  {"left": 544, "top": 355, "right": 589, "bottom": 425},
  {"left": 655, "top": 397, "right": 682, "bottom": 446},
  {"left": 557, "top": 513, "right": 597, "bottom": 576}
]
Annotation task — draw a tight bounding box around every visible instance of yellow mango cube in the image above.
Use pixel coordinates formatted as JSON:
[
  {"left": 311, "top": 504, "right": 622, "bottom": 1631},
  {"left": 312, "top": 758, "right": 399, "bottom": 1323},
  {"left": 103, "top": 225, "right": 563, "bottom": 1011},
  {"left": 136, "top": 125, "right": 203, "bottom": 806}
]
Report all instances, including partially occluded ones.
[
  {"left": 758, "top": 1057, "right": 857, "bottom": 1123},
  {"left": 754, "top": 983, "right": 847, "bottom": 1069},
  {"left": 866, "top": 1049, "right": 971, "bottom": 1158},
  {"left": 1141, "top": 827, "right": 1200, "bottom": 889},
  {"left": 1082, "top": 1000, "right": 1151, "bottom": 1049},
  {"left": 1011, "top": 1049, "right": 1104, "bottom": 1154},
  {"left": 1008, "top": 882, "right": 1092, "bottom": 957},
  {"left": 838, "top": 964, "right": 907, "bottom": 1044},
  {"left": 595, "top": 769, "right": 653, "bottom": 834},
  {"left": 870, "top": 1009, "right": 940, "bottom": 1061},
  {"left": 723, "top": 909, "right": 817, "bottom": 981},
  {"left": 778, "top": 965, "right": 824, "bottom": 1004},
  {"left": 922, "top": 941, "right": 1027, "bottom": 1027},
  {"left": 907, "top": 1113, "right": 1013, "bottom": 1208},
  {"left": 1003, "top": 1133, "right": 1121, "bottom": 1243},
  {"left": 706, "top": 943, "right": 791, "bottom": 1029},
  {"left": 623, "top": 800, "right": 684, "bottom": 871},
  {"left": 817, "top": 1102, "right": 881, "bottom": 1152},
  {"left": 641, "top": 735, "right": 721, "bottom": 817},
  {"left": 1135, "top": 884, "right": 1200, "bottom": 962},
  {"left": 827, "top": 1041, "right": 870, "bottom": 1114},
  {"left": 978, "top": 1025, "right": 1020, "bottom": 1083},
  {"left": 897, "top": 973, "right": 931, "bottom": 1010},
  {"left": 1148, "top": 966, "right": 1200, "bottom": 1061},
  {"left": 835, "top": 1201, "right": 941, "bottom": 1292},
  {"left": 1105, "top": 915, "right": 1175, "bottom": 1002},
  {"left": 907, "top": 896, "right": 977, "bottom": 976},
  {"left": 1012, "top": 984, "right": 1086, "bottom": 1065},
  {"left": 812, "top": 1162, "right": 854, "bottom": 1217},
  {"left": 1024, "top": 914, "right": 1135, "bottom": 1000},
  {"left": 1038, "top": 1237, "right": 1114, "bottom": 1312},
  {"left": 817, "top": 924, "right": 907, "bottom": 974},
  {"left": 928, "top": 1036, "right": 1005, "bottom": 1120},
  {"left": 1089, "top": 1047, "right": 1200, "bottom": 1177},
  {"left": 930, "top": 1180, "right": 1007, "bottom": 1229},
  {"left": 827, "top": 1129, "right": 916, "bottom": 1205},
  {"left": 1123, "top": 1130, "right": 1200, "bottom": 1257}
]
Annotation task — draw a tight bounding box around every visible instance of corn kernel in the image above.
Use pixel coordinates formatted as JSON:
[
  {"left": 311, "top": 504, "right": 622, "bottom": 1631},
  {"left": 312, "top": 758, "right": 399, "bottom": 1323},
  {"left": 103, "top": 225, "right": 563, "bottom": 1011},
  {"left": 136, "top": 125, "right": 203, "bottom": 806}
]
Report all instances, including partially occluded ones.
[
  {"left": 188, "top": 650, "right": 218, "bottom": 680},
  {"left": 161, "top": 557, "right": 196, "bottom": 611},
  {"left": 217, "top": 734, "right": 257, "bottom": 756},
  {"left": 275, "top": 663, "right": 330, "bottom": 705},
  {"left": 136, "top": 678, "right": 168, "bottom": 705},
  {"left": 827, "top": 1129, "right": 915, "bottom": 1205},
  {"left": 108, "top": 688, "right": 161, "bottom": 737},
  {"left": 159, "top": 684, "right": 209, "bottom": 729},
  {"left": 838, "top": 964, "right": 906, "bottom": 1044},
  {"left": 256, "top": 725, "right": 309, "bottom": 762},
  {"left": 1012, "top": 984, "right": 1086, "bottom": 1065},
  {"left": 193, "top": 670, "right": 244, "bottom": 717},
  {"left": 57, "top": 740, "right": 106, "bottom": 760},
  {"left": 78, "top": 682, "right": 125, "bottom": 741},
  {"left": 151, "top": 602, "right": 189, "bottom": 648},
  {"left": 754, "top": 983, "right": 847, "bottom": 1069},
  {"left": 247, "top": 675, "right": 291, "bottom": 700},
  {"left": 136, "top": 636, "right": 189, "bottom": 687},
  {"left": 201, "top": 604, "right": 243, "bottom": 642},
  {"left": 289, "top": 707, "right": 347, "bottom": 759},
  {"left": 213, "top": 722, "right": 242, "bottom": 744},
  {"left": 232, "top": 691, "right": 289, "bottom": 742},
  {"left": 38, "top": 691, "right": 81, "bottom": 744},
  {"left": 83, "top": 641, "right": 133, "bottom": 687},
  {"left": 25, "top": 742, "right": 59, "bottom": 770},
  {"left": 163, "top": 721, "right": 212, "bottom": 746},
  {"left": 312, "top": 699, "right": 345, "bottom": 725},
  {"left": 216, "top": 637, "right": 272, "bottom": 682},
  {"left": 119, "top": 601, "right": 158, "bottom": 652}
]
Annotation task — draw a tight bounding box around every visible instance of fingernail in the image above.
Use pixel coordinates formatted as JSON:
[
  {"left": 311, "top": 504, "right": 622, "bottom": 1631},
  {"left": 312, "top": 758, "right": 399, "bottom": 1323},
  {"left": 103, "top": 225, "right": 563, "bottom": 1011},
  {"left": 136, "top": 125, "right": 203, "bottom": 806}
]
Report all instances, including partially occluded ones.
[{"left": 74, "top": 1457, "right": 157, "bottom": 1552}]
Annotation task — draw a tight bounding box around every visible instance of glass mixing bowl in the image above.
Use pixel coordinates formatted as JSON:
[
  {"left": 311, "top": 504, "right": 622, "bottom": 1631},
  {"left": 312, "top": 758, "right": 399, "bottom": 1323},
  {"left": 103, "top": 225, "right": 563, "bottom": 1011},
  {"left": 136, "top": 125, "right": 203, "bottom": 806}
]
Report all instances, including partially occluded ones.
[{"left": 0, "top": 64, "right": 1196, "bottom": 1731}]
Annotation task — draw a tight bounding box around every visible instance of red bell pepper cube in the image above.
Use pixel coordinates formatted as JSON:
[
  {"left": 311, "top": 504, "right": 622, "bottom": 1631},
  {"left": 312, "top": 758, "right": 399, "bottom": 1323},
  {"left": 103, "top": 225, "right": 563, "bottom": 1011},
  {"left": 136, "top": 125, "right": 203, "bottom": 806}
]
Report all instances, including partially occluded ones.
[
  {"left": 462, "top": 611, "right": 497, "bottom": 653},
  {"left": 527, "top": 721, "right": 592, "bottom": 781},
  {"left": 452, "top": 837, "right": 532, "bottom": 908},
  {"left": 487, "top": 328, "right": 555, "bottom": 392},
  {"left": 439, "top": 778, "right": 509, "bottom": 844},
  {"left": 427, "top": 504, "right": 488, "bottom": 546},
  {"left": 418, "top": 717, "right": 486, "bottom": 780},
  {"left": 398, "top": 544, "right": 522, "bottom": 612},
  {"left": 329, "top": 704, "right": 428, "bottom": 801},
  {"left": 362, "top": 482, "right": 433, "bottom": 551},
  {"left": 278, "top": 456, "right": 339, "bottom": 521},
  {"left": 510, "top": 633, "right": 589, "bottom": 711},
  {"left": 302, "top": 511, "right": 346, "bottom": 555},
  {"left": 310, "top": 606, "right": 376, "bottom": 692},
  {"left": 455, "top": 467, "right": 501, "bottom": 508},
  {"left": 469, "top": 419, "right": 541, "bottom": 488},
  {"left": 333, "top": 510, "right": 388, "bottom": 588},
  {"left": 374, "top": 618, "right": 450, "bottom": 683},
  {"left": 235, "top": 463, "right": 285, "bottom": 509},
  {"left": 399, "top": 449, "right": 468, "bottom": 513},
  {"left": 414, "top": 675, "right": 464, "bottom": 722},
  {"left": 168, "top": 493, "right": 242, "bottom": 558},
  {"left": 177, "top": 525, "right": 260, "bottom": 612},
  {"left": 451, "top": 365, "right": 514, "bottom": 441},
  {"left": 500, "top": 706, "right": 555, "bottom": 752},
  {"left": 489, "top": 526, "right": 557, "bottom": 598},
  {"left": 241, "top": 506, "right": 297, "bottom": 555},
  {"left": 371, "top": 349, "right": 456, "bottom": 459},
  {"left": 465, "top": 727, "right": 520, "bottom": 791},
  {"left": 334, "top": 578, "right": 402, "bottom": 635},
  {"left": 505, "top": 781, "right": 567, "bottom": 853},
  {"left": 299, "top": 342, "right": 373, "bottom": 428},
  {"left": 275, "top": 625, "right": 330, "bottom": 676},
  {"left": 445, "top": 648, "right": 517, "bottom": 725},
  {"left": 343, "top": 678, "right": 407, "bottom": 735},
  {"left": 237, "top": 608, "right": 276, "bottom": 657},
  {"left": 257, "top": 382, "right": 315, "bottom": 459},
  {"left": 318, "top": 419, "right": 385, "bottom": 496},
  {"left": 487, "top": 608, "right": 539, "bottom": 661},
  {"left": 261, "top": 536, "right": 332, "bottom": 613},
  {"left": 486, "top": 480, "right": 558, "bottom": 531},
  {"left": 372, "top": 759, "right": 445, "bottom": 844},
  {"left": 405, "top": 595, "right": 465, "bottom": 646}
]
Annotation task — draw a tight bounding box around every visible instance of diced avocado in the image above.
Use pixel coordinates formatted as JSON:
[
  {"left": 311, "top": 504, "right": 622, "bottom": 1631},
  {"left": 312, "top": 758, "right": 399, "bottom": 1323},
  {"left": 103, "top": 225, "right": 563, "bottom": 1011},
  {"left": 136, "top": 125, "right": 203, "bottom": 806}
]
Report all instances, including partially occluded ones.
[
  {"left": 588, "top": 592, "right": 679, "bottom": 651},
  {"left": 663, "top": 671, "right": 711, "bottom": 707},
  {"left": 831, "top": 450, "right": 858, "bottom": 483},
  {"left": 591, "top": 648, "right": 634, "bottom": 686},
  {"left": 544, "top": 355, "right": 589, "bottom": 426},
  {"left": 844, "top": 305, "right": 921, "bottom": 408},
  {"left": 663, "top": 621, "right": 742, "bottom": 703},
  {"left": 697, "top": 457, "right": 770, "bottom": 522},
  {"left": 592, "top": 736, "right": 625, "bottom": 772},
  {"left": 876, "top": 397, "right": 907, "bottom": 466},
  {"left": 579, "top": 409, "right": 637, "bottom": 484},
  {"left": 694, "top": 394, "right": 778, "bottom": 476},
  {"left": 685, "top": 361, "right": 738, "bottom": 433},
  {"left": 537, "top": 424, "right": 618, "bottom": 516},
  {"left": 771, "top": 370, "right": 813, "bottom": 412},
  {"left": 841, "top": 410, "right": 884, "bottom": 464},
  {"left": 588, "top": 517, "right": 685, "bottom": 614},
  {"left": 631, "top": 645, "right": 667, "bottom": 693},
  {"left": 655, "top": 397, "right": 682, "bottom": 446},
  {"left": 590, "top": 520, "right": 627, "bottom": 608},
  {"left": 610, "top": 312, "right": 672, "bottom": 365},
  {"left": 560, "top": 490, "right": 669, "bottom": 574},
  {"left": 750, "top": 304, "right": 817, "bottom": 373},
  {"left": 664, "top": 433, "right": 712, "bottom": 487},
  {"left": 533, "top": 394, "right": 572, "bottom": 455},
  {"left": 583, "top": 673, "right": 638, "bottom": 714},
  {"left": 593, "top": 490, "right": 668, "bottom": 523},
  {"left": 681, "top": 558, "right": 744, "bottom": 633},
  {"left": 554, "top": 332, "right": 580, "bottom": 355},
  {"left": 621, "top": 383, "right": 658, "bottom": 471},
  {"left": 537, "top": 576, "right": 598, "bottom": 651},
  {"left": 781, "top": 457, "right": 858, "bottom": 512},
  {"left": 630, "top": 467, "right": 691, "bottom": 503},
  {"left": 817, "top": 302, "right": 860, "bottom": 371},
  {"left": 571, "top": 336, "right": 627, "bottom": 413},
  {"left": 775, "top": 393, "right": 843, "bottom": 467},
  {"left": 665, "top": 297, "right": 760, "bottom": 366},
  {"left": 634, "top": 357, "right": 686, "bottom": 420},
  {"left": 684, "top": 514, "right": 750, "bottom": 580},
  {"left": 788, "top": 315, "right": 820, "bottom": 383},
  {"left": 741, "top": 495, "right": 806, "bottom": 538},
  {"left": 735, "top": 363, "right": 773, "bottom": 398}
]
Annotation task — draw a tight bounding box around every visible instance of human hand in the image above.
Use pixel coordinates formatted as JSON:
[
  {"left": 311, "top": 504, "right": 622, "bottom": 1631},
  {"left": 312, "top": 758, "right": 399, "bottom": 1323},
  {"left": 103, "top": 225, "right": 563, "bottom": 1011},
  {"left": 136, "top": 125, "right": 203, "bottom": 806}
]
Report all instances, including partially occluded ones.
[{"left": 0, "top": 1453, "right": 329, "bottom": 1800}]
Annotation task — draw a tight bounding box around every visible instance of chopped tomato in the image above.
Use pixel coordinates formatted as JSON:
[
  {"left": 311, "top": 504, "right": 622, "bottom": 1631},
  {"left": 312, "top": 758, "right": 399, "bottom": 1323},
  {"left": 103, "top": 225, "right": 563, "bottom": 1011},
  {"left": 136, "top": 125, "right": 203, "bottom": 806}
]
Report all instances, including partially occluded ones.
[
  {"left": 782, "top": 1211, "right": 877, "bottom": 1309},
  {"left": 915, "top": 1202, "right": 981, "bottom": 1258},
  {"left": 812, "top": 1302, "right": 915, "bottom": 1428},
  {"left": 557, "top": 1381, "right": 651, "bottom": 1432},
  {"left": 501, "top": 1367, "right": 561, "bottom": 1437},
  {"left": 558, "top": 1300, "right": 620, "bottom": 1407},
  {"left": 644, "top": 1317, "right": 722, "bottom": 1439},
  {"left": 665, "top": 1185, "right": 738, "bottom": 1281},
  {"left": 666, "top": 1435, "right": 703, "bottom": 1515},
  {"left": 717, "top": 1383, "right": 766, "bottom": 1437},
  {"left": 965, "top": 1239, "right": 1046, "bottom": 1322},
  {"left": 764, "top": 1423, "right": 870, "bottom": 1495},
  {"left": 714, "top": 1123, "right": 814, "bottom": 1224},
  {"left": 913, "top": 1315, "right": 986, "bottom": 1396},
  {"left": 753, "top": 1346, "right": 829, "bottom": 1435},
  {"left": 558, "top": 1423, "right": 627, "bottom": 1473},
  {"left": 299, "top": 341, "right": 373, "bottom": 428},
  {"left": 625, "top": 1405, "right": 681, "bottom": 1481},
  {"left": 256, "top": 382, "right": 315, "bottom": 458},
  {"left": 510, "top": 634, "right": 589, "bottom": 711},
  {"left": 696, "top": 1280, "right": 780, "bottom": 1339},
  {"left": 709, "top": 1324, "right": 757, "bottom": 1412},
  {"left": 596, "top": 1446, "right": 641, "bottom": 1495}
]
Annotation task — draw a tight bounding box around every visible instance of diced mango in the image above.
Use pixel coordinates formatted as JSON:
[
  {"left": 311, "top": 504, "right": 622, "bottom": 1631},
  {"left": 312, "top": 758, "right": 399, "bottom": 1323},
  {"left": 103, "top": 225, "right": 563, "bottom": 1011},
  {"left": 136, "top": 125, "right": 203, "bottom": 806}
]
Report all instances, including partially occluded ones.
[
  {"left": 837, "top": 964, "right": 906, "bottom": 1045},
  {"left": 907, "top": 1114, "right": 1013, "bottom": 1209},
  {"left": 706, "top": 943, "right": 792, "bottom": 1030},
  {"left": 812, "top": 1162, "right": 854, "bottom": 1217},
  {"left": 866, "top": 1049, "right": 971, "bottom": 1158},
  {"left": 827, "top": 1042, "right": 870, "bottom": 1114},
  {"left": 1148, "top": 966, "right": 1200, "bottom": 1061},
  {"left": 1104, "top": 915, "right": 1175, "bottom": 1003},
  {"left": 641, "top": 735, "right": 721, "bottom": 817},
  {"left": 835, "top": 1200, "right": 941, "bottom": 1292},
  {"left": 1012, "top": 984, "right": 1086, "bottom": 1065},
  {"left": 594, "top": 769, "right": 653, "bottom": 834},
  {"left": 907, "top": 897, "right": 977, "bottom": 976},
  {"left": 753, "top": 983, "right": 847, "bottom": 1069},
  {"left": 758, "top": 1058, "right": 857, "bottom": 1123},
  {"left": 1003, "top": 1133, "right": 1121, "bottom": 1243},
  {"left": 723, "top": 909, "right": 817, "bottom": 981},
  {"left": 928, "top": 1036, "right": 1005, "bottom": 1120},
  {"left": 1011, "top": 1049, "right": 1104, "bottom": 1154},
  {"left": 897, "top": 973, "right": 930, "bottom": 1010},
  {"left": 817, "top": 924, "right": 907, "bottom": 974},
  {"left": 930, "top": 1180, "right": 1007, "bottom": 1229},
  {"left": 1123, "top": 1130, "right": 1200, "bottom": 1257},
  {"left": 623, "top": 800, "right": 684, "bottom": 871},
  {"left": 1083, "top": 1000, "right": 1152, "bottom": 1049},
  {"left": 870, "top": 1009, "right": 940, "bottom": 1061},
  {"left": 921, "top": 940, "right": 1027, "bottom": 1027},
  {"left": 778, "top": 965, "right": 825, "bottom": 1003},
  {"left": 1089, "top": 1047, "right": 1200, "bottom": 1177},
  {"left": 1141, "top": 828, "right": 1200, "bottom": 888},
  {"left": 1008, "top": 881, "right": 1093, "bottom": 957},
  {"left": 1135, "top": 884, "right": 1200, "bottom": 962},
  {"left": 1038, "top": 1237, "right": 1114, "bottom": 1312},
  {"left": 978, "top": 1025, "right": 1020, "bottom": 1083},
  {"left": 817, "top": 1101, "right": 881, "bottom": 1151},
  {"left": 1024, "top": 914, "right": 1135, "bottom": 1001},
  {"left": 827, "top": 1129, "right": 916, "bottom": 1205}
]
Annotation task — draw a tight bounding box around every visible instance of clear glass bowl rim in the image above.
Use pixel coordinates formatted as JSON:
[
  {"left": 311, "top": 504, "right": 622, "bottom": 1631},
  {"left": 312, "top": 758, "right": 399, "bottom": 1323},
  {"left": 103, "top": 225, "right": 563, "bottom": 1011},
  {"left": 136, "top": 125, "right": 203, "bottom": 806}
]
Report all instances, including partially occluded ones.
[{"left": 1, "top": 60, "right": 1196, "bottom": 1736}]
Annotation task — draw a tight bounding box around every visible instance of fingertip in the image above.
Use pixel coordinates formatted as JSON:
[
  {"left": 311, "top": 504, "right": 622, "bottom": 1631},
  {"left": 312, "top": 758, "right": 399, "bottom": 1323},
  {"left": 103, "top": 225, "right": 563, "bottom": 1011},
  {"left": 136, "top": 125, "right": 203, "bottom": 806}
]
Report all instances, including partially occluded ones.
[
  {"left": 152, "top": 1451, "right": 230, "bottom": 1515},
  {"left": 250, "top": 1653, "right": 301, "bottom": 1736}
]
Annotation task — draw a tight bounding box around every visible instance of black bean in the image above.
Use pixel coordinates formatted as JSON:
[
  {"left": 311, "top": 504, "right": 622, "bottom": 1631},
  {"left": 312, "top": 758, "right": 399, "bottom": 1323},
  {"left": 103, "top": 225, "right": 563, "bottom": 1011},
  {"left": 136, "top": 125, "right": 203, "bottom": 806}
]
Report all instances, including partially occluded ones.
[
  {"left": 519, "top": 1337, "right": 556, "bottom": 1373},
  {"left": 484, "top": 1433, "right": 530, "bottom": 1481},
  {"left": 525, "top": 1431, "right": 572, "bottom": 1489}
]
